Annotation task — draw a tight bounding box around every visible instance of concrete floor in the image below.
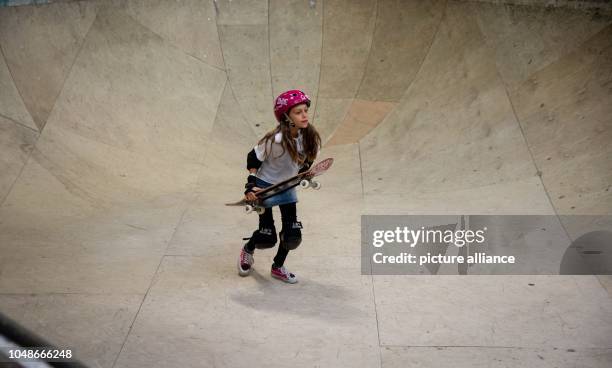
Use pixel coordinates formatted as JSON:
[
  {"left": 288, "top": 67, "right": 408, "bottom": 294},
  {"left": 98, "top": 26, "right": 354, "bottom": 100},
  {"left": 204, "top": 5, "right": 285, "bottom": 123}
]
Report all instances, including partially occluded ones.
[{"left": 0, "top": 0, "right": 611, "bottom": 367}]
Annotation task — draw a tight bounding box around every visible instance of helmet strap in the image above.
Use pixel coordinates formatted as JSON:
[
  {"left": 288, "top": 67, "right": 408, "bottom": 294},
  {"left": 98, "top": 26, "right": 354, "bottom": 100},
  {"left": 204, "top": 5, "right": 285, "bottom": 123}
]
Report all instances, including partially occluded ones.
[{"left": 284, "top": 113, "right": 296, "bottom": 127}]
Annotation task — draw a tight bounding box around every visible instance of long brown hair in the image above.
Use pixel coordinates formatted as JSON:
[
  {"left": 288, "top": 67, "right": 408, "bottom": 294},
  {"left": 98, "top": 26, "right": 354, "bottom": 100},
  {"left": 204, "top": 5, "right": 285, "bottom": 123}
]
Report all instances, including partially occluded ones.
[{"left": 258, "top": 114, "right": 321, "bottom": 165}]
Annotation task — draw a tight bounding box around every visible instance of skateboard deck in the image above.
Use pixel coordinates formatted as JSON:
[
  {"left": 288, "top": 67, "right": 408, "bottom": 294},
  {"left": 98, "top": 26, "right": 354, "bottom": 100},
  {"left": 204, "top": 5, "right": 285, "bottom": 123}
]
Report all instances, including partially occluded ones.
[{"left": 225, "top": 157, "right": 333, "bottom": 213}]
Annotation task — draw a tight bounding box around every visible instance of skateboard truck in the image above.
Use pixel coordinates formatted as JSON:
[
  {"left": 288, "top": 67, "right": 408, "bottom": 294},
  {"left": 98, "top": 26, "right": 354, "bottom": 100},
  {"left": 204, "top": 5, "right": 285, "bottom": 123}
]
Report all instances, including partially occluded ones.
[
  {"left": 299, "top": 178, "right": 321, "bottom": 190},
  {"left": 244, "top": 204, "right": 266, "bottom": 215}
]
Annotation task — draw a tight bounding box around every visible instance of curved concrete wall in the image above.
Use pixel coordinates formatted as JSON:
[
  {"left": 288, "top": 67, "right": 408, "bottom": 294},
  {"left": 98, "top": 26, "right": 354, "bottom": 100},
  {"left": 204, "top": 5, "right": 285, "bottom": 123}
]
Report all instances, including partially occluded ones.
[{"left": 0, "top": 1, "right": 610, "bottom": 367}]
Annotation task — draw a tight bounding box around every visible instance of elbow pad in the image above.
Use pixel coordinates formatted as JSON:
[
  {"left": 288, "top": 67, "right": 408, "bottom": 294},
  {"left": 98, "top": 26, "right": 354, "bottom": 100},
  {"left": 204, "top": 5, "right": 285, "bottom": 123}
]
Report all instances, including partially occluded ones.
[
  {"left": 247, "top": 149, "right": 263, "bottom": 170},
  {"left": 244, "top": 174, "right": 258, "bottom": 195}
]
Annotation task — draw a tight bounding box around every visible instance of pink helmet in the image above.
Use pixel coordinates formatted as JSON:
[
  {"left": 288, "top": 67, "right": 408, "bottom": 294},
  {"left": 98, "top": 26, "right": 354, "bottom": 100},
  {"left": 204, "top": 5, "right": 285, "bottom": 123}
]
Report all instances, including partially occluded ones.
[{"left": 273, "top": 90, "right": 311, "bottom": 122}]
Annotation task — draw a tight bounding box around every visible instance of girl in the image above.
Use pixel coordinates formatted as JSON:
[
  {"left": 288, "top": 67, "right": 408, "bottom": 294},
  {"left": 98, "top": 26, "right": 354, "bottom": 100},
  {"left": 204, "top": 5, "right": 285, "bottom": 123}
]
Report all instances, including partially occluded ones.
[{"left": 237, "top": 90, "right": 321, "bottom": 284}]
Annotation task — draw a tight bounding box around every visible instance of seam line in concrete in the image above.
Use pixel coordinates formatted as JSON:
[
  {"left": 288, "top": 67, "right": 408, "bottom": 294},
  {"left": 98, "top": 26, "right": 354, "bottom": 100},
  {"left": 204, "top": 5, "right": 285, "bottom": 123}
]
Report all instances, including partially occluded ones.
[
  {"left": 120, "top": 7, "right": 226, "bottom": 72},
  {"left": 0, "top": 29, "right": 41, "bottom": 209},
  {"left": 0, "top": 292, "right": 146, "bottom": 297},
  {"left": 312, "top": 0, "right": 324, "bottom": 135},
  {"left": 483, "top": 8, "right": 557, "bottom": 217},
  {"left": 0, "top": 32, "right": 36, "bottom": 131},
  {"left": 380, "top": 344, "right": 612, "bottom": 349},
  {"left": 110, "top": 203, "right": 190, "bottom": 368},
  {"left": 355, "top": 0, "right": 446, "bottom": 153},
  {"left": 328, "top": 0, "right": 379, "bottom": 146},
  {"left": 0, "top": 132, "right": 37, "bottom": 208},
  {"left": 0, "top": 113, "right": 38, "bottom": 133},
  {"left": 370, "top": 269, "right": 383, "bottom": 368},
  {"left": 267, "top": 0, "right": 273, "bottom": 101},
  {"left": 216, "top": 21, "right": 260, "bottom": 137},
  {"left": 367, "top": 235, "right": 383, "bottom": 367},
  {"left": 358, "top": 142, "right": 365, "bottom": 199},
  {"left": 494, "top": 35, "right": 580, "bottom": 255},
  {"left": 37, "top": 1, "right": 97, "bottom": 136},
  {"left": 354, "top": 0, "right": 379, "bottom": 101}
]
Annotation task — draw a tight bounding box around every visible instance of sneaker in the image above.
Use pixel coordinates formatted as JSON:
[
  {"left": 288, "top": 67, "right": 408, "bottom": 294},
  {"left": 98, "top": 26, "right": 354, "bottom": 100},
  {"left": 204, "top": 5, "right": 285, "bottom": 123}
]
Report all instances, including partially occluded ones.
[
  {"left": 237, "top": 247, "right": 254, "bottom": 277},
  {"left": 271, "top": 265, "right": 298, "bottom": 284}
]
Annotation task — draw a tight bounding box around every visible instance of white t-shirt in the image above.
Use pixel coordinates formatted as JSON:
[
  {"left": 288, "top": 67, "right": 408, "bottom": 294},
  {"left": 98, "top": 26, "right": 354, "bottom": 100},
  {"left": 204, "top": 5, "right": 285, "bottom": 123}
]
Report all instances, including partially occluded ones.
[{"left": 254, "top": 131, "right": 304, "bottom": 184}]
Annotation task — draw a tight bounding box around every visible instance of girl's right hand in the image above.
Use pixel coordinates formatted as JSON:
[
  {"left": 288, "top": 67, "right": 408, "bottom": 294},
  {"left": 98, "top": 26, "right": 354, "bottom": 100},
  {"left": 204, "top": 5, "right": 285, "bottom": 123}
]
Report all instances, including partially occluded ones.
[{"left": 245, "top": 187, "right": 261, "bottom": 201}]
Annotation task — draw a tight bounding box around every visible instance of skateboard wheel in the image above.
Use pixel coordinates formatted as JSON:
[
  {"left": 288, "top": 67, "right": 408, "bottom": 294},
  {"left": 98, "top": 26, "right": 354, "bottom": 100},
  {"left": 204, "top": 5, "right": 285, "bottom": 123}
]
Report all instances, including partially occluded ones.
[
  {"left": 244, "top": 204, "right": 253, "bottom": 214},
  {"left": 255, "top": 207, "right": 265, "bottom": 215},
  {"left": 299, "top": 179, "right": 310, "bottom": 188},
  {"left": 311, "top": 181, "right": 321, "bottom": 190}
]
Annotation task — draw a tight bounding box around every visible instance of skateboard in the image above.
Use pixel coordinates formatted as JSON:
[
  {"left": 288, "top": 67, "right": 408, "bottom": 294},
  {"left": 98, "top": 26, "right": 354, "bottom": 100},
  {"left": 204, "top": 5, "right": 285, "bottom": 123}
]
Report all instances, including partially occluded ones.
[{"left": 225, "top": 157, "right": 334, "bottom": 214}]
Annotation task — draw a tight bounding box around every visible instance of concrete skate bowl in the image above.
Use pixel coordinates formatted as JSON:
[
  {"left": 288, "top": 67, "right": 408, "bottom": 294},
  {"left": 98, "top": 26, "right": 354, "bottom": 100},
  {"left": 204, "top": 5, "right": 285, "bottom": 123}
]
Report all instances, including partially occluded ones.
[{"left": 0, "top": 1, "right": 611, "bottom": 367}]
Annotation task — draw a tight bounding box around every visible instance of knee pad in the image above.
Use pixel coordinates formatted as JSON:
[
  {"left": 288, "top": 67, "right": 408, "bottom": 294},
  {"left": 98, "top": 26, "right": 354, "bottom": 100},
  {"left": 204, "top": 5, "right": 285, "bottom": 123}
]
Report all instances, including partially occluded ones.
[
  {"left": 280, "top": 221, "right": 302, "bottom": 251},
  {"left": 246, "top": 226, "right": 277, "bottom": 249}
]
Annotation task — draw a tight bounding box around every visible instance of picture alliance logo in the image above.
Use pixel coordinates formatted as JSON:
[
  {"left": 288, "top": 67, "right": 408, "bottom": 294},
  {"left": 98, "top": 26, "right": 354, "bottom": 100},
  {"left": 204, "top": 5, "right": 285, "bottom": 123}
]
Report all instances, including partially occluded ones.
[{"left": 371, "top": 226, "right": 488, "bottom": 248}]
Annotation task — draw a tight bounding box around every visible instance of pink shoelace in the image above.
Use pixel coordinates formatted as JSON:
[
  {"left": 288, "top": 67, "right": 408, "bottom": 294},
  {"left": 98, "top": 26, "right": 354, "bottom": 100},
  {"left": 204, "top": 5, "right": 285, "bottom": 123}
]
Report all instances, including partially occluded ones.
[{"left": 241, "top": 250, "right": 253, "bottom": 266}]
